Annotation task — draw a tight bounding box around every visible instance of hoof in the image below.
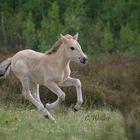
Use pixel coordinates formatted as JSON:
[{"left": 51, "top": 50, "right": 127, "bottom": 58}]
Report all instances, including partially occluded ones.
[
  {"left": 44, "top": 115, "right": 56, "bottom": 123},
  {"left": 45, "top": 103, "right": 52, "bottom": 109},
  {"left": 44, "top": 115, "right": 49, "bottom": 119},
  {"left": 73, "top": 107, "right": 78, "bottom": 112}
]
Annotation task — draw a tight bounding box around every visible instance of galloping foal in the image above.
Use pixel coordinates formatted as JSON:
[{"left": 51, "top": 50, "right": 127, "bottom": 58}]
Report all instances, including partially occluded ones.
[{"left": 0, "top": 33, "right": 88, "bottom": 122}]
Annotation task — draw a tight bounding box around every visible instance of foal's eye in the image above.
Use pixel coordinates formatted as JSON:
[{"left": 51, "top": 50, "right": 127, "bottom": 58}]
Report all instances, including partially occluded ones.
[{"left": 70, "top": 47, "right": 75, "bottom": 50}]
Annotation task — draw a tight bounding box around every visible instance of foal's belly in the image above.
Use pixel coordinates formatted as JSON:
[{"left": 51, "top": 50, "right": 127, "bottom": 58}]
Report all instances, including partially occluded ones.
[{"left": 46, "top": 72, "right": 67, "bottom": 84}]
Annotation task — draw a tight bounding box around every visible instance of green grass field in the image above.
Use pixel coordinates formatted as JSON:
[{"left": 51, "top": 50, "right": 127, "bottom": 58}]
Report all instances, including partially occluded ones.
[{"left": 0, "top": 106, "right": 127, "bottom": 140}]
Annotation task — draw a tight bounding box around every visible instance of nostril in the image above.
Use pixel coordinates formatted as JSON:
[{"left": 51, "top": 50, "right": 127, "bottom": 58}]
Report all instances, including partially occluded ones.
[
  {"left": 83, "top": 57, "right": 86, "bottom": 62},
  {"left": 79, "top": 57, "right": 88, "bottom": 64},
  {"left": 83, "top": 57, "right": 88, "bottom": 62}
]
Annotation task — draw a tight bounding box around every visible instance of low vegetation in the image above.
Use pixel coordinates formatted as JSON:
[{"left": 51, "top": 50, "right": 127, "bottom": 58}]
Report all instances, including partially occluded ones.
[
  {"left": 0, "top": 53, "right": 140, "bottom": 140},
  {"left": 0, "top": 106, "right": 127, "bottom": 140}
]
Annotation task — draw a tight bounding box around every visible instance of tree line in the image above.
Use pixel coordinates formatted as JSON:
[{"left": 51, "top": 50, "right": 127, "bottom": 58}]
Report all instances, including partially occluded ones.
[{"left": 0, "top": 0, "right": 140, "bottom": 56}]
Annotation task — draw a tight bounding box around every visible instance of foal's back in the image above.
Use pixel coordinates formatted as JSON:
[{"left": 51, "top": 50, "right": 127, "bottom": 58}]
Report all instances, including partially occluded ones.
[{"left": 12, "top": 49, "right": 44, "bottom": 63}]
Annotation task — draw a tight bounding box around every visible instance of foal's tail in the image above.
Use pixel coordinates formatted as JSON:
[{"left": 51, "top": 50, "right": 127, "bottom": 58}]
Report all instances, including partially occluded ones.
[{"left": 0, "top": 58, "right": 12, "bottom": 79}]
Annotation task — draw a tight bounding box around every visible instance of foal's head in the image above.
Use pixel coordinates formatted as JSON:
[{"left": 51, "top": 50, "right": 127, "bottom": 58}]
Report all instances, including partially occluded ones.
[{"left": 60, "top": 33, "right": 88, "bottom": 64}]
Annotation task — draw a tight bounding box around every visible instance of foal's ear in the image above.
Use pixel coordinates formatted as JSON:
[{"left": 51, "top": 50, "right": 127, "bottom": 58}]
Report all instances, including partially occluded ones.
[
  {"left": 60, "top": 34, "right": 69, "bottom": 43},
  {"left": 73, "top": 33, "right": 79, "bottom": 40}
]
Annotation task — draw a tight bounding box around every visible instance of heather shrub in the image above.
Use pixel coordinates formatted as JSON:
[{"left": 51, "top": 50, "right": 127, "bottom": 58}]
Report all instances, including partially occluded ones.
[{"left": 0, "top": 54, "right": 140, "bottom": 110}]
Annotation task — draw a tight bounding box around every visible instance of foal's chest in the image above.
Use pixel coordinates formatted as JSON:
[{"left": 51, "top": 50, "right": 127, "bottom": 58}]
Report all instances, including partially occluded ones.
[
  {"left": 49, "top": 66, "right": 71, "bottom": 83},
  {"left": 54, "top": 69, "right": 70, "bottom": 83}
]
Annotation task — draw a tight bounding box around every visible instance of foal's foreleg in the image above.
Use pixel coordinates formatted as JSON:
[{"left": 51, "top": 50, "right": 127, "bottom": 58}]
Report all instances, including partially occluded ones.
[
  {"left": 60, "top": 77, "right": 83, "bottom": 111},
  {"left": 45, "top": 82, "right": 65, "bottom": 109}
]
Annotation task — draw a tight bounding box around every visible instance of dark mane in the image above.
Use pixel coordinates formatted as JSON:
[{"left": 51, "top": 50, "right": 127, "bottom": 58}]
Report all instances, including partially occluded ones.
[
  {"left": 45, "top": 34, "right": 73, "bottom": 55},
  {"left": 45, "top": 39, "right": 62, "bottom": 55}
]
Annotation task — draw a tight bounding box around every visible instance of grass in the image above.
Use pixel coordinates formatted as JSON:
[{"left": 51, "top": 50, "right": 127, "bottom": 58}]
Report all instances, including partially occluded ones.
[{"left": 0, "top": 106, "right": 127, "bottom": 140}]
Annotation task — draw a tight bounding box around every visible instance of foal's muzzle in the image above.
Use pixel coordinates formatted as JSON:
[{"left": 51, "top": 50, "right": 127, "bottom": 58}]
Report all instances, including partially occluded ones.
[{"left": 79, "top": 57, "right": 88, "bottom": 64}]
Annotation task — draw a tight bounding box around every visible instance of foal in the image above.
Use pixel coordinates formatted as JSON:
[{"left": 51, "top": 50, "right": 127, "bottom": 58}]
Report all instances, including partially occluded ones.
[{"left": 0, "top": 33, "right": 88, "bottom": 122}]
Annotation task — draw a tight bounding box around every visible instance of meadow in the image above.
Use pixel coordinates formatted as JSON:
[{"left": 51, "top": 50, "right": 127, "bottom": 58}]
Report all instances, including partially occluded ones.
[{"left": 0, "top": 106, "right": 127, "bottom": 140}]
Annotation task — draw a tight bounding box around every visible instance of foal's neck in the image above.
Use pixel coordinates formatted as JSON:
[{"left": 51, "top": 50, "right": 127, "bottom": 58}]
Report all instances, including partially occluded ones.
[{"left": 53, "top": 44, "right": 70, "bottom": 69}]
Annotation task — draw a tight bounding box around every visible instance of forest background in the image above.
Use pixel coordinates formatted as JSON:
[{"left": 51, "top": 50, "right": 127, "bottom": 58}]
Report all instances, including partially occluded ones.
[{"left": 0, "top": 0, "right": 139, "bottom": 56}]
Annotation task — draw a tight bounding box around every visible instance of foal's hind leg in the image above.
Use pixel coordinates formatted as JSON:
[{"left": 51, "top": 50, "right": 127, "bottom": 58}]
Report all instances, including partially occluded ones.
[{"left": 20, "top": 77, "right": 55, "bottom": 122}]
